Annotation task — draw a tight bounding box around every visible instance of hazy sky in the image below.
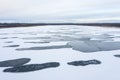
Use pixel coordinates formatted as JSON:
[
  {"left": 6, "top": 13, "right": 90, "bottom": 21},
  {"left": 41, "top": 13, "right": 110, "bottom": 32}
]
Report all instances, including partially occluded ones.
[{"left": 0, "top": 0, "right": 120, "bottom": 22}]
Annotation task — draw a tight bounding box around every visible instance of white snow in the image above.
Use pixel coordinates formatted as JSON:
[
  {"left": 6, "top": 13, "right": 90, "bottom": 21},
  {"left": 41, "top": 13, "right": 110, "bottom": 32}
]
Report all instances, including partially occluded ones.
[{"left": 0, "top": 25, "right": 120, "bottom": 80}]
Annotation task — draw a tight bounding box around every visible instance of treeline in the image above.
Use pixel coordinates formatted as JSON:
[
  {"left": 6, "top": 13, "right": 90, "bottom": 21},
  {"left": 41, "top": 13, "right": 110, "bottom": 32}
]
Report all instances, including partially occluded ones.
[{"left": 0, "top": 23, "right": 120, "bottom": 28}]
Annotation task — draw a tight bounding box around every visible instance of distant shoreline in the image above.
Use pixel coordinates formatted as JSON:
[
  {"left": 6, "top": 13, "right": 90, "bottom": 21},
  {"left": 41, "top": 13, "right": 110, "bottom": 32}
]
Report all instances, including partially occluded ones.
[{"left": 0, "top": 23, "right": 120, "bottom": 28}]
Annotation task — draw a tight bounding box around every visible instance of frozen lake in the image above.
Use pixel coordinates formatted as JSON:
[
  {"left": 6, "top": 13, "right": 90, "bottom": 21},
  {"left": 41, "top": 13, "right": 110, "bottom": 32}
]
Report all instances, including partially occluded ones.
[{"left": 0, "top": 25, "right": 120, "bottom": 80}]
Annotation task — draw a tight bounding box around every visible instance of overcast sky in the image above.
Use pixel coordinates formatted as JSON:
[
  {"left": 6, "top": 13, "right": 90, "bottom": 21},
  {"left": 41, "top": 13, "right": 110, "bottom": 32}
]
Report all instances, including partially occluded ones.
[{"left": 0, "top": 0, "right": 120, "bottom": 22}]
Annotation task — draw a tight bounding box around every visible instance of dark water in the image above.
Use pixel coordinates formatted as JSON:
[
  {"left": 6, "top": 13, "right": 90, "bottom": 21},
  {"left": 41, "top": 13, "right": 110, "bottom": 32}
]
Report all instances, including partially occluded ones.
[
  {"left": 67, "top": 59, "right": 101, "bottom": 66},
  {"left": 4, "top": 62, "right": 60, "bottom": 73},
  {"left": 0, "top": 58, "right": 31, "bottom": 67}
]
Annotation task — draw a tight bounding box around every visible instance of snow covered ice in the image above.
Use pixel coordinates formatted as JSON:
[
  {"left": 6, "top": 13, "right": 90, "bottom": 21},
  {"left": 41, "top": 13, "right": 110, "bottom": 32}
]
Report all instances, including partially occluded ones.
[{"left": 0, "top": 25, "right": 120, "bottom": 80}]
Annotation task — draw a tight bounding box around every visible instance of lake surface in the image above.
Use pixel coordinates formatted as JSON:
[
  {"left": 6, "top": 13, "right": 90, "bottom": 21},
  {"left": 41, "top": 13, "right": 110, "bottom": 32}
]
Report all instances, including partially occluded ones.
[{"left": 0, "top": 25, "right": 120, "bottom": 80}]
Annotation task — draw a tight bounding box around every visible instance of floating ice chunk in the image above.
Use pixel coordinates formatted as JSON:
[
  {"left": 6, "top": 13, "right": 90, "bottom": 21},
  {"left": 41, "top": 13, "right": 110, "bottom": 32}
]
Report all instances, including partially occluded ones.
[
  {"left": 68, "top": 41, "right": 100, "bottom": 52},
  {"left": 68, "top": 41, "right": 120, "bottom": 52}
]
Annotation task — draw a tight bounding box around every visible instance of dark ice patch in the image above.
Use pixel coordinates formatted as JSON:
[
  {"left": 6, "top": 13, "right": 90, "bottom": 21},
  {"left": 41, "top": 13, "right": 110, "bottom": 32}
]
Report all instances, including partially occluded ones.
[
  {"left": 0, "top": 58, "right": 31, "bottom": 67},
  {"left": 16, "top": 45, "right": 71, "bottom": 51},
  {"left": 4, "top": 45, "right": 20, "bottom": 47},
  {"left": 0, "top": 37, "right": 8, "bottom": 39},
  {"left": 67, "top": 59, "right": 101, "bottom": 66},
  {"left": 4, "top": 41, "right": 13, "bottom": 43},
  {"left": 3, "top": 62, "right": 60, "bottom": 73},
  {"left": 10, "top": 37, "right": 18, "bottom": 39},
  {"left": 0, "top": 33, "right": 8, "bottom": 35},
  {"left": 22, "top": 37, "right": 51, "bottom": 40},
  {"left": 114, "top": 55, "right": 120, "bottom": 58},
  {"left": 24, "top": 41, "right": 50, "bottom": 44},
  {"left": 0, "top": 37, "right": 18, "bottom": 40}
]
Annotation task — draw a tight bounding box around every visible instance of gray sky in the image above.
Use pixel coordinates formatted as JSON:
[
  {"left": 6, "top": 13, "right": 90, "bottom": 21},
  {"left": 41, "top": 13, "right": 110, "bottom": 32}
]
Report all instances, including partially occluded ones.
[{"left": 0, "top": 0, "right": 120, "bottom": 22}]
